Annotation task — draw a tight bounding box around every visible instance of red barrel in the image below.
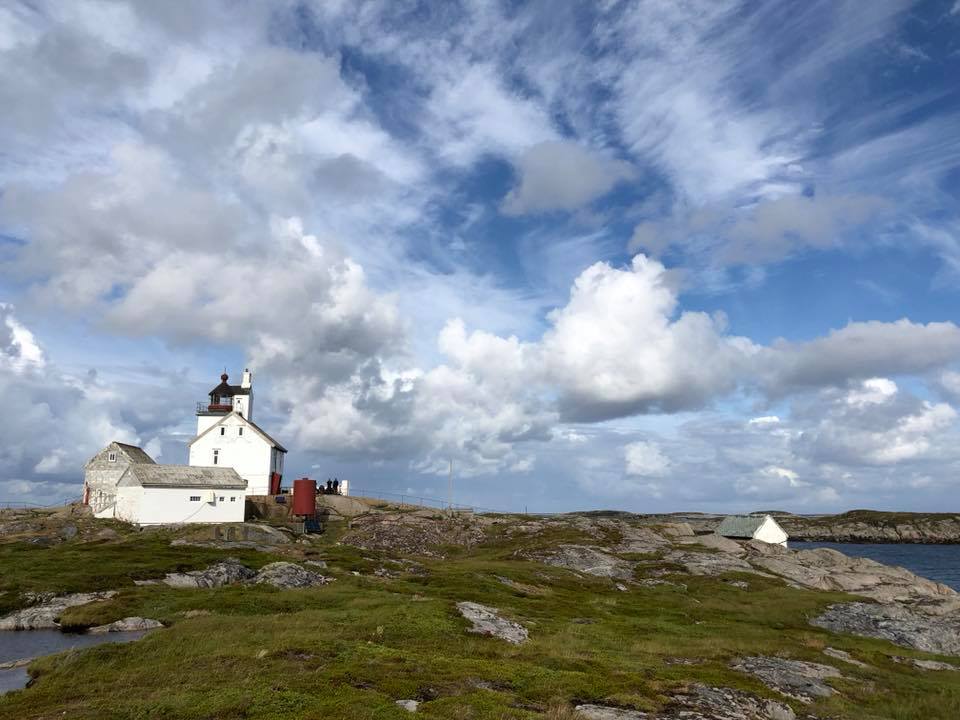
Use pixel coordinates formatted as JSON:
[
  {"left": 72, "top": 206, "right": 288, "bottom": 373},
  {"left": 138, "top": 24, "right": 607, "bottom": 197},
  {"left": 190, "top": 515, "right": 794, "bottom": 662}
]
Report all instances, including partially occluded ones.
[{"left": 292, "top": 478, "right": 317, "bottom": 516}]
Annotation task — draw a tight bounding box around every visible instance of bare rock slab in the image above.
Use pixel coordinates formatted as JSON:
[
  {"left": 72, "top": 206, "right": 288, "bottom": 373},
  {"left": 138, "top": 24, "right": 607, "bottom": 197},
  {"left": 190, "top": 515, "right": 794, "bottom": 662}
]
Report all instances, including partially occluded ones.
[
  {"left": 89, "top": 616, "right": 163, "bottom": 633},
  {"left": 577, "top": 684, "right": 800, "bottom": 719},
  {"left": 456, "top": 601, "right": 528, "bottom": 644},
  {"left": 662, "top": 549, "right": 761, "bottom": 578},
  {"left": 822, "top": 647, "right": 870, "bottom": 669},
  {"left": 575, "top": 705, "right": 647, "bottom": 719},
  {"left": 748, "top": 545, "right": 955, "bottom": 603},
  {"left": 395, "top": 699, "right": 420, "bottom": 712},
  {"left": 891, "top": 656, "right": 958, "bottom": 671},
  {"left": 531, "top": 544, "right": 634, "bottom": 580},
  {"left": 0, "top": 591, "right": 118, "bottom": 630},
  {"left": 732, "top": 656, "right": 842, "bottom": 703},
  {"left": 811, "top": 602, "right": 960, "bottom": 656},
  {"left": 575, "top": 703, "right": 651, "bottom": 720}
]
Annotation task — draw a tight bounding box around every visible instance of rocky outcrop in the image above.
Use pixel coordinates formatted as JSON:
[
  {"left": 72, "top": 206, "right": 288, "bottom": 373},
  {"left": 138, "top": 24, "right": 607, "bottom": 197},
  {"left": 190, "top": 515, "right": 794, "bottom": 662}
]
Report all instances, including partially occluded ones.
[
  {"left": 342, "top": 511, "right": 490, "bottom": 557},
  {"left": 741, "top": 541, "right": 955, "bottom": 603},
  {"left": 610, "top": 524, "right": 672, "bottom": 555},
  {"left": 170, "top": 523, "right": 296, "bottom": 552},
  {"left": 157, "top": 559, "right": 331, "bottom": 590},
  {"left": 252, "top": 562, "right": 332, "bottom": 589},
  {"left": 678, "top": 534, "right": 745, "bottom": 554},
  {"left": 529, "top": 544, "right": 635, "bottom": 580},
  {"left": 456, "top": 601, "right": 528, "bottom": 644},
  {"left": 160, "top": 558, "right": 257, "bottom": 588},
  {"left": 0, "top": 591, "right": 118, "bottom": 630},
  {"left": 811, "top": 602, "right": 960, "bottom": 656},
  {"left": 732, "top": 656, "right": 842, "bottom": 703},
  {"left": 89, "top": 616, "right": 163, "bottom": 633},
  {"left": 662, "top": 548, "right": 762, "bottom": 577},
  {"left": 664, "top": 684, "right": 798, "bottom": 720},
  {"left": 576, "top": 684, "right": 800, "bottom": 719}
]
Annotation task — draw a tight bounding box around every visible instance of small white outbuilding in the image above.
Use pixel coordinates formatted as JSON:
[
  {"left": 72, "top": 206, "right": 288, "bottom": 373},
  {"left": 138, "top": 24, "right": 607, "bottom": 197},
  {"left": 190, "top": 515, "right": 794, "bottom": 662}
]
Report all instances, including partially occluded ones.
[
  {"left": 716, "top": 514, "right": 789, "bottom": 547},
  {"left": 83, "top": 442, "right": 247, "bottom": 525}
]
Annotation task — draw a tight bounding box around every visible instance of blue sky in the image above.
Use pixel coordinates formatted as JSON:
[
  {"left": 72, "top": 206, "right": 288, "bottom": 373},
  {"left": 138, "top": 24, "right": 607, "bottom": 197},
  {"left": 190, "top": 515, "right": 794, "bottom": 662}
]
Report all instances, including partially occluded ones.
[{"left": 1, "top": 0, "right": 959, "bottom": 513}]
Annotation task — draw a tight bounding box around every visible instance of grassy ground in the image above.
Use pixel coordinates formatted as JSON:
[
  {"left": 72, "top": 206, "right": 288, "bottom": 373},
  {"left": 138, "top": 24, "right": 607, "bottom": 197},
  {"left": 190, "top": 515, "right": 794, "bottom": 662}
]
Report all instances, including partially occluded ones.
[{"left": 1, "top": 518, "right": 959, "bottom": 719}]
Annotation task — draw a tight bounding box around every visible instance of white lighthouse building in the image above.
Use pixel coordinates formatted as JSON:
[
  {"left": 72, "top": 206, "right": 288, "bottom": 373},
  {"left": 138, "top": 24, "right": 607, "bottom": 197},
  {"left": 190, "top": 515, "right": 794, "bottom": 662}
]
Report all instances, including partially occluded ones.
[{"left": 188, "top": 369, "right": 287, "bottom": 496}]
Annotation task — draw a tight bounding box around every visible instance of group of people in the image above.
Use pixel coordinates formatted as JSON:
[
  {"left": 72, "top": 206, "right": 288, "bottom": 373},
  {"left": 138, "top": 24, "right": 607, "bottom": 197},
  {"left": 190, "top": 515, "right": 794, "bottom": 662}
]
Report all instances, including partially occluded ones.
[{"left": 322, "top": 478, "right": 342, "bottom": 495}]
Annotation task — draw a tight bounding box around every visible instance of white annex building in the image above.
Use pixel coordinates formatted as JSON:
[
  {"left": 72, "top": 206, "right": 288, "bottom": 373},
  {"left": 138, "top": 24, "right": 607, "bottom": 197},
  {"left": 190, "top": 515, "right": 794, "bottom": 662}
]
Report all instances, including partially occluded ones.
[
  {"left": 188, "top": 369, "right": 286, "bottom": 496},
  {"left": 83, "top": 442, "right": 247, "bottom": 524},
  {"left": 82, "top": 369, "right": 288, "bottom": 525},
  {"left": 715, "top": 514, "right": 789, "bottom": 547}
]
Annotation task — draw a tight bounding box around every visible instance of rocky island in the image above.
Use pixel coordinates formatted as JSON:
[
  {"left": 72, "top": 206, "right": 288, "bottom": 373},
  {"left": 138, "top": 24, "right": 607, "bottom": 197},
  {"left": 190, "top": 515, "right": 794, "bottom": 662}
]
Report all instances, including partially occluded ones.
[{"left": 1, "top": 502, "right": 959, "bottom": 719}]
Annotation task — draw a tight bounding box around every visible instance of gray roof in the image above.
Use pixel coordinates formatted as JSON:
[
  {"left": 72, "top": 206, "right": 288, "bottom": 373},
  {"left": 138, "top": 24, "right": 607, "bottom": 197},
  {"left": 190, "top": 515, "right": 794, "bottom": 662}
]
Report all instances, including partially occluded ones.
[
  {"left": 716, "top": 514, "right": 768, "bottom": 538},
  {"left": 121, "top": 464, "right": 247, "bottom": 489},
  {"left": 114, "top": 442, "right": 156, "bottom": 465}
]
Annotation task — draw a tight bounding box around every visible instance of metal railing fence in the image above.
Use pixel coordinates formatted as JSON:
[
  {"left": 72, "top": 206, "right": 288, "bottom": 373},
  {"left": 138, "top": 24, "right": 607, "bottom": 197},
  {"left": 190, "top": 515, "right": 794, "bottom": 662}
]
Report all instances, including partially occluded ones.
[{"left": 346, "top": 487, "right": 509, "bottom": 515}]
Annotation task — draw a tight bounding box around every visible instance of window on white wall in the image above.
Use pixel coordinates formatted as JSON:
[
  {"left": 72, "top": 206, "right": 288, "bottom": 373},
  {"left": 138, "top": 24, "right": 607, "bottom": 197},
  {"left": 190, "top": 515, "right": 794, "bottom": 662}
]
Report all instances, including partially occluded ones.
[
  {"left": 230, "top": 496, "right": 236, "bottom": 502},
  {"left": 108, "top": 452, "right": 117, "bottom": 462},
  {"left": 220, "top": 427, "right": 225, "bottom": 436},
  {"left": 239, "top": 427, "right": 243, "bottom": 436},
  {"left": 189, "top": 496, "right": 200, "bottom": 502},
  {"left": 213, "top": 449, "right": 219, "bottom": 465},
  {"left": 219, "top": 496, "right": 225, "bottom": 502}
]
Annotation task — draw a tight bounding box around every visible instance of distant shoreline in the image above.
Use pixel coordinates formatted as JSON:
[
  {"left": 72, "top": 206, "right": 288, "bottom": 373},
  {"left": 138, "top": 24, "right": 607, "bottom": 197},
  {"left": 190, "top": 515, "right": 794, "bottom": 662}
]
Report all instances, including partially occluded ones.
[{"left": 577, "top": 509, "right": 960, "bottom": 544}]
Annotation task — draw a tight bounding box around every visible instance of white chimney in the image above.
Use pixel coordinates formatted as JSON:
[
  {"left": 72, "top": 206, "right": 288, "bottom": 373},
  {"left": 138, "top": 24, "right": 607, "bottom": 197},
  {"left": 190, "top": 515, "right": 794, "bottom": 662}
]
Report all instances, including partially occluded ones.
[{"left": 241, "top": 369, "right": 252, "bottom": 389}]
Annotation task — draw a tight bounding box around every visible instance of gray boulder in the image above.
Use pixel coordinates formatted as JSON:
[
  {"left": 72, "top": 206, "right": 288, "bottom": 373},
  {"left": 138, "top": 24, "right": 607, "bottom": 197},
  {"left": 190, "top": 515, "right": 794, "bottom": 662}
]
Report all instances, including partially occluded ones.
[
  {"left": 0, "top": 591, "right": 118, "bottom": 630},
  {"left": 811, "top": 602, "right": 960, "bottom": 656},
  {"left": 252, "top": 562, "right": 332, "bottom": 589},
  {"left": 89, "top": 616, "right": 164, "bottom": 633},
  {"left": 161, "top": 558, "right": 257, "bottom": 588},
  {"left": 456, "top": 601, "right": 528, "bottom": 644},
  {"left": 732, "top": 656, "right": 842, "bottom": 703}
]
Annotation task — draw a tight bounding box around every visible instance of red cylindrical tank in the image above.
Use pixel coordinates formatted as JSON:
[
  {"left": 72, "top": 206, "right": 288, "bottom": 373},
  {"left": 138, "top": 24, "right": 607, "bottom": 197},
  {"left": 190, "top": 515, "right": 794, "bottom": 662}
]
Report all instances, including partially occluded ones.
[{"left": 292, "top": 478, "right": 317, "bottom": 516}]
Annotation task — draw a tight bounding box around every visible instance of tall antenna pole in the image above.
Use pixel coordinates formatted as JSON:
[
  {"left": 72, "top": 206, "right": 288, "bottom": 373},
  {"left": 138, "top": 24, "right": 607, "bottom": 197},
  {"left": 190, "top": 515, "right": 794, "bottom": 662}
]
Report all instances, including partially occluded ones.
[{"left": 448, "top": 458, "right": 453, "bottom": 512}]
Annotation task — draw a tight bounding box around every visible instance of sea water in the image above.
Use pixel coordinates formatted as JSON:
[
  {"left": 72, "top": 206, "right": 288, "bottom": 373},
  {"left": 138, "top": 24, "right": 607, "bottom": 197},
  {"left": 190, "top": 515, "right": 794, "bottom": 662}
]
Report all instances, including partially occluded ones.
[
  {"left": 0, "top": 630, "right": 148, "bottom": 695},
  {"left": 794, "top": 541, "right": 960, "bottom": 592}
]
